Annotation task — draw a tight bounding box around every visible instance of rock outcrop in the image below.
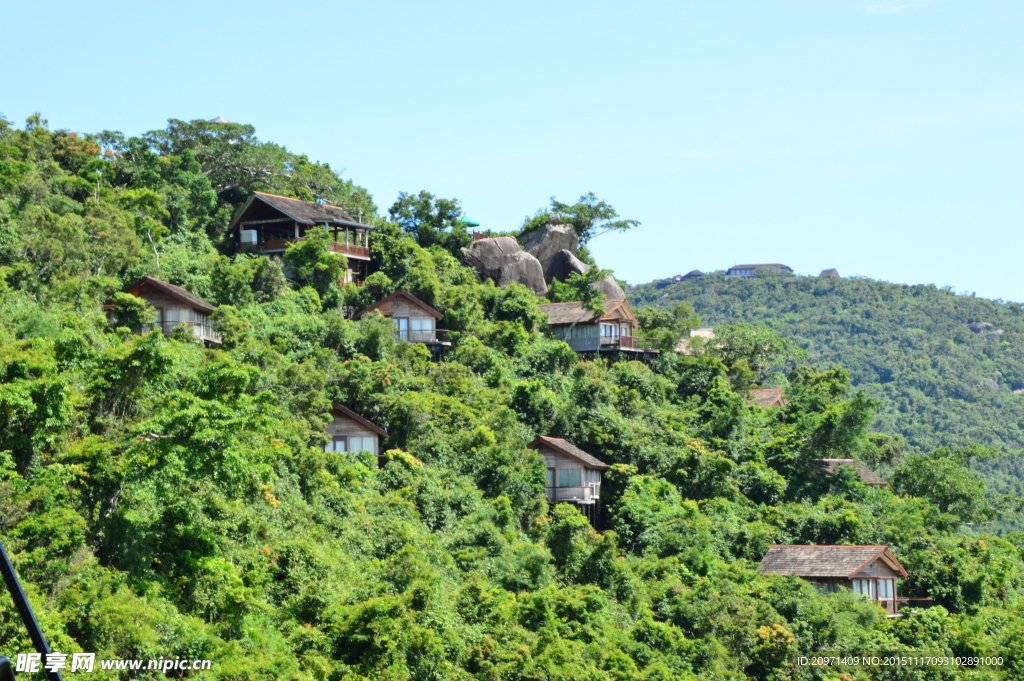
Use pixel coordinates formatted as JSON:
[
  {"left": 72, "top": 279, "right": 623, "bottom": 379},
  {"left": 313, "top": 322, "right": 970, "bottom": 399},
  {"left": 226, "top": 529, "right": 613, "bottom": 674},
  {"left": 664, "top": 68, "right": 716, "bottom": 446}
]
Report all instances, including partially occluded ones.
[
  {"left": 967, "top": 322, "right": 994, "bottom": 334},
  {"left": 546, "top": 249, "right": 589, "bottom": 283},
  {"left": 461, "top": 237, "right": 547, "bottom": 295},
  {"left": 545, "top": 249, "right": 626, "bottom": 299},
  {"left": 521, "top": 218, "right": 580, "bottom": 281}
]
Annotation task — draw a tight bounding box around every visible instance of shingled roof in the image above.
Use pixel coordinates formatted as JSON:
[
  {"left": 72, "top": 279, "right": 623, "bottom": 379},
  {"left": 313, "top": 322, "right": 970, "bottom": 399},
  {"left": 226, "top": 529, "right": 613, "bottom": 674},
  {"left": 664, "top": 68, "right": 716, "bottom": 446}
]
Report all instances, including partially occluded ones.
[
  {"left": 759, "top": 545, "right": 908, "bottom": 578},
  {"left": 354, "top": 290, "right": 443, "bottom": 320},
  {"left": 537, "top": 298, "right": 634, "bottom": 326},
  {"left": 331, "top": 404, "right": 387, "bottom": 437},
  {"left": 747, "top": 388, "right": 787, "bottom": 408},
  {"left": 125, "top": 276, "right": 216, "bottom": 313},
  {"left": 528, "top": 436, "right": 609, "bottom": 470},
  {"left": 237, "top": 192, "right": 370, "bottom": 228},
  {"left": 811, "top": 459, "right": 887, "bottom": 486}
]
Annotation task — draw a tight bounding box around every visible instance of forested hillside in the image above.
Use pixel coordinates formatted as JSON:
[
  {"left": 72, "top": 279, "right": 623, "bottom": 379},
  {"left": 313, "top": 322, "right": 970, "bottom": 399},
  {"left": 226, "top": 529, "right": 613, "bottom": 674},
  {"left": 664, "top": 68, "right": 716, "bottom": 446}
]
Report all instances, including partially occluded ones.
[
  {"left": 630, "top": 273, "right": 1024, "bottom": 496},
  {"left": 3, "top": 115, "right": 1024, "bottom": 680}
]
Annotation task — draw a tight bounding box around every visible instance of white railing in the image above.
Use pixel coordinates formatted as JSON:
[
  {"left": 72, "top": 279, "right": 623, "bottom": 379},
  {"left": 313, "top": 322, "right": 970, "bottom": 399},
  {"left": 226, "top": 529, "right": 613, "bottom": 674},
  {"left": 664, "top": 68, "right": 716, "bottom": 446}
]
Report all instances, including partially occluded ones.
[
  {"left": 143, "top": 321, "right": 222, "bottom": 344},
  {"left": 546, "top": 485, "right": 600, "bottom": 502}
]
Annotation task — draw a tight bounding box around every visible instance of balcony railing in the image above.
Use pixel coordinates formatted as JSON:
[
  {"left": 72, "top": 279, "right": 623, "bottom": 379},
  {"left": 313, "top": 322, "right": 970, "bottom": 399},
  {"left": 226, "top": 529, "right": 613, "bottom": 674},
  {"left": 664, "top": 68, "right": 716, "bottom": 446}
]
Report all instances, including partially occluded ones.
[
  {"left": 601, "top": 335, "right": 660, "bottom": 351},
  {"left": 396, "top": 329, "right": 451, "bottom": 345},
  {"left": 545, "top": 485, "right": 601, "bottom": 503},
  {"left": 143, "top": 321, "right": 222, "bottom": 344},
  {"left": 238, "top": 238, "right": 370, "bottom": 259}
]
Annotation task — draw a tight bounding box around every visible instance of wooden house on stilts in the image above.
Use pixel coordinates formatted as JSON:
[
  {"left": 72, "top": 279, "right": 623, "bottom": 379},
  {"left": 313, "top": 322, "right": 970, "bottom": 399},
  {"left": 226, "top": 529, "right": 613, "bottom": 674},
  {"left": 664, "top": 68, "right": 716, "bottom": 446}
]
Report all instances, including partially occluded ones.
[{"left": 528, "top": 436, "right": 608, "bottom": 525}]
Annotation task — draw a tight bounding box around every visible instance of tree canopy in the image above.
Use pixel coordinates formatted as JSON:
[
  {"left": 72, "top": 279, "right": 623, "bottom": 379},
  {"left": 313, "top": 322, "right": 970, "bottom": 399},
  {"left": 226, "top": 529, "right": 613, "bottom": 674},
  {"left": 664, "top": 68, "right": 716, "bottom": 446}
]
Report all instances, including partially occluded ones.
[{"left": 2, "top": 114, "right": 1023, "bottom": 680}]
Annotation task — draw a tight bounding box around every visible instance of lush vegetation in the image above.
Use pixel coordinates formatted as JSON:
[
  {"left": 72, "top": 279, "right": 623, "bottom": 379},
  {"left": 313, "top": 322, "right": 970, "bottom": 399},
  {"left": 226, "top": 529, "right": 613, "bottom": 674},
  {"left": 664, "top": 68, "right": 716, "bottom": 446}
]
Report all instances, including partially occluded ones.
[
  {"left": 2, "top": 115, "right": 1024, "bottom": 680},
  {"left": 630, "top": 272, "right": 1024, "bottom": 494}
]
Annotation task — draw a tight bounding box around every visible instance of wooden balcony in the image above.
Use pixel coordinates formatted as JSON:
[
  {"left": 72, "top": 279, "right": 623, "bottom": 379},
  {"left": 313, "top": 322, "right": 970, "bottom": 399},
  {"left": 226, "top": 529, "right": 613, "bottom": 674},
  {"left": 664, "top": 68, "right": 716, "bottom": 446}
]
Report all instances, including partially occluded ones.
[
  {"left": 601, "top": 335, "right": 660, "bottom": 351},
  {"left": 238, "top": 238, "right": 370, "bottom": 259},
  {"left": 143, "top": 321, "right": 222, "bottom": 345},
  {"left": 396, "top": 329, "right": 451, "bottom": 345}
]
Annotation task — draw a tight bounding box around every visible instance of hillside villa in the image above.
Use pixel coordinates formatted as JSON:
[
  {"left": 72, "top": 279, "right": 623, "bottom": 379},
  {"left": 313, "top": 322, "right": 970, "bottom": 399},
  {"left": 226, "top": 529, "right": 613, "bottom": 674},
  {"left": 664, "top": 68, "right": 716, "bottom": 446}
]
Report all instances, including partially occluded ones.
[
  {"left": 230, "top": 192, "right": 374, "bottom": 284},
  {"left": 529, "top": 436, "right": 608, "bottom": 525},
  {"left": 759, "top": 545, "right": 912, "bottom": 614},
  {"left": 356, "top": 290, "right": 451, "bottom": 358},
  {"left": 114, "top": 276, "right": 221, "bottom": 346},
  {"left": 325, "top": 404, "right": 386, "bottom": 457},
  {"left": 538, "top": 299, "right": 658, "bottom": 358}
]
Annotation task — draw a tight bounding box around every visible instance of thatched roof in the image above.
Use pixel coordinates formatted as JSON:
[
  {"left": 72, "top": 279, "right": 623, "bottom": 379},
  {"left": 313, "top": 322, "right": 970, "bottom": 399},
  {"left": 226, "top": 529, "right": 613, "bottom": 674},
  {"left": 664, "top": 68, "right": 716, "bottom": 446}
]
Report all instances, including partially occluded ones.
[
  {"left": 759, "top": 545, "right": 907, "bottom": 578},
  {"left": 355, "top": 290, "right": 443, "bottom": 320},
  {"left": 819, "top": 268, "right": 840, "bottom": 278},
  {"left": 747, "top": 388, "right": 787, "bottom": 408},
  {"left": 538, "top": 299, "right": 634, "bottom": 326},
  {"left": 811, "top": 459, "right": 887, "bottom": 486},
  {"left": 528, "top": 436, "right": 608, "bottom": 470},
  {"left": 330, "top": 404, "right": 387, "bottom": 437},
  {"left": 125, "top": 276, "right": 215, "bottom": 313}
]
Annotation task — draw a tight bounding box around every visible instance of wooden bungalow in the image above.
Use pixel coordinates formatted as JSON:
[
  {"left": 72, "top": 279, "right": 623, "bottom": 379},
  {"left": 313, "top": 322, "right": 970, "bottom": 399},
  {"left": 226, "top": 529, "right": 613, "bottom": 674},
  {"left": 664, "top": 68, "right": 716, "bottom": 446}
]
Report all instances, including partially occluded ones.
[
  {"left": 537, "top": 299, "right": 658, "bottom": 358},
  {"left": 811, "top": 459, "right": 888, "bottom": 487},
  {"left": 759, "top": 545, "right": 909, "bottom": 614},
  {"left": 230, "top": 192, "right": 374, "bottom": 284},
  {"left": 746, "top": 388, "right": 788, "bottom": 408},
  {"left": 528, "top": 436, "right": 608, "bottom": 523},
  {"left": 324, "top": 404, "right": 386, "bottom": 456},
  {"left": 118, "top": 276, "right": 221, "bottom": 345},
  {"left": 355, "top": 290, "right": 451, "bottom": 354},
  {"left": 819, "top": 268, "right": 840, "bottom": 279}
]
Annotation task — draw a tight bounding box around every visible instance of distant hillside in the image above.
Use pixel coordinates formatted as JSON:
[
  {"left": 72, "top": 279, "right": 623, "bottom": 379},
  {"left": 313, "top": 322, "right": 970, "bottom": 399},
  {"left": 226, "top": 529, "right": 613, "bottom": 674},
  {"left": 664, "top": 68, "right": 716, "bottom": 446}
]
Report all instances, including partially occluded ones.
[{"left": 630, "top": 272, "right": 1024, "bottom": 492}]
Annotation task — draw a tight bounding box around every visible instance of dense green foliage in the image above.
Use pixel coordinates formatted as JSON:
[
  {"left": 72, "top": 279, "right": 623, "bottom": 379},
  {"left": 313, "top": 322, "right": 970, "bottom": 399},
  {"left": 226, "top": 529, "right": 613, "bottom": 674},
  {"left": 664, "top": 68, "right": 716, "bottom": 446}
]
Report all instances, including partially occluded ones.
[
  {"left": 630, "top": 273, "right": 1024, "bottom": 493},
  {"left": 2, "top": 115, "right": 1024, "bottom": 680}
]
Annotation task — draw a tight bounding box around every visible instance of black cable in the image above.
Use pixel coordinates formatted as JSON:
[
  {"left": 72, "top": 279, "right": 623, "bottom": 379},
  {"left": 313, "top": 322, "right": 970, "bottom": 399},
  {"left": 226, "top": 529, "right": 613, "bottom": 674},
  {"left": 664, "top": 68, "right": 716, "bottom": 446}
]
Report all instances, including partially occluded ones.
[{"left": 0, "top": 540, "right": 64, "bottom": 681}]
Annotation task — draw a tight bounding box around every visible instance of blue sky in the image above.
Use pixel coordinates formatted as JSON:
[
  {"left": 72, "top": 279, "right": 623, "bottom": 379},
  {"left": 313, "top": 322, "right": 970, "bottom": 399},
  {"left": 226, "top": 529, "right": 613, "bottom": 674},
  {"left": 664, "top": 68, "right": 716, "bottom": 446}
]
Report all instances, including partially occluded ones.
[{"left": 2, "top": 0, "right": 1022, "bottom": 300}]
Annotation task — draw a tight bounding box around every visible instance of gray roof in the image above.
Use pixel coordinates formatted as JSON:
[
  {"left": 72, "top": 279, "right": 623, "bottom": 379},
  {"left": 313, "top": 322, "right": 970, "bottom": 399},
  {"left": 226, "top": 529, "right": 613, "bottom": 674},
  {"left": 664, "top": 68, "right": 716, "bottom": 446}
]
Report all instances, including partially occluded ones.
[
  {"left": 819, "top": 268, "right": 840, "bottom": 278},
  {"left": 729, "top": 263, "right": 793, "bottom": 272},
  {"left": 812, "top": 459, "right": 887, "bottom": 486},
  {"left": 126, "top": 276, "right": 216, "bottom": 313},
  {"left": 528, "top": 436, "right": 608, "bottom": 470},
  {"left": 537, "top": 298, "right": 633, "bottom": 326},
  {"left": 244, "top": 192, "right": 369, "bottom": 228},
  {"left": 759, "top": 545, "right": 907, "bottom": 578}
]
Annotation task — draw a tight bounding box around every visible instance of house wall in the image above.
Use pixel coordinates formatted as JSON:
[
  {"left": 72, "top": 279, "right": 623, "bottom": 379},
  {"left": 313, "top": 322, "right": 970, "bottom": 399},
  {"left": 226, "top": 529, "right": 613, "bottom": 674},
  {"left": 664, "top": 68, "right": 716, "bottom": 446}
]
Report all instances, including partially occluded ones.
[
  {"left": 853, "top": 561, "right": 901, "bottom": 578},
  {"left": 551, "top": 324, "right": 600, "bottom": 352},
  {"left": 133, "top": 290, "right": 218, "bottom": 343},
  {"left": 537, "top": 445, "right": 602, "bottom": 501},
  {"left": 326, "top": 413, "right": 380, "bottom": 454},
  {"left": 387, "top": 299, "right": 436, "bottom": 325}
]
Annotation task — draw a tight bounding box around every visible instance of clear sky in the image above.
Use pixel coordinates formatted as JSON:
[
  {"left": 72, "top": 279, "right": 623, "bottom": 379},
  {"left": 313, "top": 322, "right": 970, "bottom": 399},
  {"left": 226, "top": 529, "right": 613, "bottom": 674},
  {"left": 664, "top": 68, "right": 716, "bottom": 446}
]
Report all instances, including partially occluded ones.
[{"left": 2, "top": 0, "right": 1022, "bottom": 301}]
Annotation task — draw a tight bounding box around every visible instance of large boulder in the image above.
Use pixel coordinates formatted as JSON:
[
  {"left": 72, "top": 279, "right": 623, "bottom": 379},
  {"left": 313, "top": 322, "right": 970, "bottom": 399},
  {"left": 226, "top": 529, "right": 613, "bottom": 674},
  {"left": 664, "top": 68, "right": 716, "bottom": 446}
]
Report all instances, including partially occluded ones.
[
  {"left": 520, "top": 218, "right": 580, "bottom": 281},
  {"left": 546, "top": 249, "right": 589, "bottom": 283},
  {"left": 594, "top": 275, "right": 626, "bottom": 299},
  {"left": 546, "top": 249, "right": 626, "bottom": 299},
  {"left": 461, "top": 237, "right": 547, "bottom": 295}
]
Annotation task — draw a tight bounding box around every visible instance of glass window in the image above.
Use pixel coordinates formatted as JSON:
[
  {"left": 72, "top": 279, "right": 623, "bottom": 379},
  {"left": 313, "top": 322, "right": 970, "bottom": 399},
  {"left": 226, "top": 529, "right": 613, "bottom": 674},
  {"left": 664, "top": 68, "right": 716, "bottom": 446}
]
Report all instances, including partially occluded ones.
[
  {"left": 349, "top": 437, "right": 377, "bottom": 454},
  {"left": 558, "top": 469, "right": 581, "bottom": 487},
  {"left": 324, "top": 437, "right": 347, "bottom": 453},
  {"left": 411, "top": 318, "right": 434, "bottom": 332},
  {"left": 546, "top": 468, "right": 555, "bottom": 487},
  {"left": 879, "top": 579, "right": 893, "bottom": 599}
]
